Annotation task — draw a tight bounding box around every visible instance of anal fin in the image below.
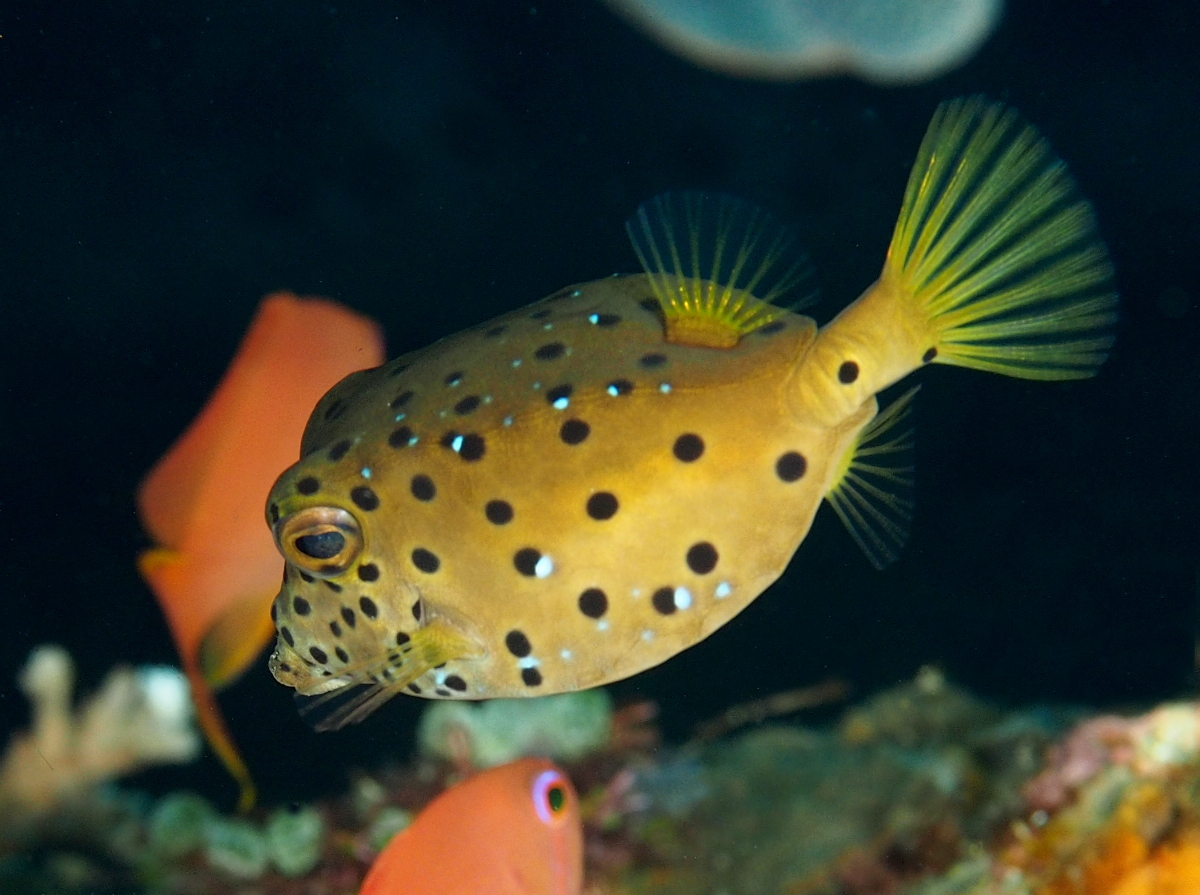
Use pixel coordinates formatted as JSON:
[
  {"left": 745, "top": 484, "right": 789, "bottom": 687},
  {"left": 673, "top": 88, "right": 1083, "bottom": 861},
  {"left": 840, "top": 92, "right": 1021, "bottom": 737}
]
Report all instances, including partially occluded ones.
[{"left": 825, "top": 388, "right": 918, "bottom": 569}]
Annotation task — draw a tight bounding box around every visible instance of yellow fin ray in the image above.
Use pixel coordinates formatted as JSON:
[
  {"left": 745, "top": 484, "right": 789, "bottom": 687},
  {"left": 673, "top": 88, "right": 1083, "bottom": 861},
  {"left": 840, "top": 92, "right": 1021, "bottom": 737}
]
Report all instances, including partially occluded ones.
[
  {"left": 291, "top": 620, "right": 481, "bottom": 732},
  {"left": 826, "top": 388, "right": 918, "bottom": 569},
  {"left": 885, "top": 97, "right": 1117, "bottom": 380},
  {"left": 626, "top": 192, "right": 816, "bottom": 348}
]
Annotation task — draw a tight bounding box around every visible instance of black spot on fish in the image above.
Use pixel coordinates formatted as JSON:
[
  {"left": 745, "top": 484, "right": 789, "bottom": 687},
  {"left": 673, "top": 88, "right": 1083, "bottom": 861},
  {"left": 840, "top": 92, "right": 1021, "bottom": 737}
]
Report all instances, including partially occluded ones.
[
  {"left": 324, "top": 580, "right": 343, "bottom": 594},
  {"left": 357, "top": 563, "right": 379, "bottom": 582},
  {"left": 505, "top": 630, "right": 532, "bottom": 657},
  {"left": 436, "top": 688, "right": 451, "bottom": 697},
  {"left": 923, "top": 347, "right": 938, "bottom": 363},
  {"left": 758, "top": 320, "right": 787, "bottom": 335},
  {"left": 454, "top": 395, "right": 481, "bottom": 415},
  {"left": 292, "top": 596, "right": 311, "bottom": 616},
  {"left": 336, "top": 647, "right": 350, "bottom": 663},
  {"left": 578, "top": 588, "right": 608, "bottom": 619},
  {"left": 592, "top": 313, "right": 620, "bottom": 326},
  {"left": 639, "top": 297, "right": 660, "bottom": 314},
  {"left": 673, "top": 434, "right": 704, "bottom": 462},
  {"left": 486, "top": 499, "right": 514, "bottom": 525},
  {"left": 351, "top": 486, "right": 379, "bottom": 511},
  {"left": 776, "top": 452, "right": 807, "bottom": 482},
  {"left": 328, "top": 439, "right": 352, "bottom": 462},
  {"left": 408, "top": 683, "right": 422, "bottom": 694},
  {"left": 838, "top": 360, "right": 859, "bottom": 384},
  {"left": 535, "top": 342, "right": 565, "bottom": 361},
  {"left": 297, "top": 477, "right": 320, "bottom": 495},
  {"left": 299, "top": 571, "right": 314, "bottom": 583},
  {"left": 652, "top": 587, "right": 677, "bottom": 615},
  {"left": 686, "top": 542, "right": 718, "bottom": 574},
  {"left": 310, "top": 646, "right": 328, "bottom": 664},
  {"left": 396, "top": 631, "right": 410, "bottom": 645},
  {"left": 459, "top": 434, "right": 486, "bottom": 461},
  {"left": 329, "top": 620, "right": 342, "bottom": 637},
  {"left": 445, "top": 371, "right": 463, "bottom": 387},
  {"left": 388, "top": 425, "right": 414, "bottom": 449},
  {"left": 521, "top": 667, "right": 543, "bottom": 687},
  {"left": 531, "top": 308, "right": 553, "bottom": 320},
  {"left": 560, "top": 419, "right": 590, "bottom": 445},
  {"left": 281, "top": 626, "right": 295, "bottom": 647},
  {"left": 390, "top": 390, "right": 415, "bottom": 410},
  {"left": 546, "top": 384, "right": 573, "bottom": 406},
  {"left": 412, "top": 548, "right": 440, "bottom": 574},
  {"left": 269, "top": 503, "right": 280, "bottom": 524},
  {"left": 639, "top": 352, "right": 668, "bottom": 369},
  {"left": 445, "top": 675, "right": 467, "bottom": 692},
  {"left": 359, "top": 596, "right": 378, "bottom": 619},
  {"left": 411, "top": 474, "right": 436, "bottom": 501},
  {"left": 412, "top": 601, "right": 422, "bottom": 621},
  {"left": 323, "top": 399, "right": 345, "bottom": 422},
  {"left": 387, "top": 362, "right": 411, "bottom": 378},
  {"left": 341, "top": 606, "right": 356, "bottom": 627},
  {"left": 514, "top": 548, "right": 541, "bottom": 577},
  {"left": 586, "top": 492, "right": 618, "bottom": 520}
]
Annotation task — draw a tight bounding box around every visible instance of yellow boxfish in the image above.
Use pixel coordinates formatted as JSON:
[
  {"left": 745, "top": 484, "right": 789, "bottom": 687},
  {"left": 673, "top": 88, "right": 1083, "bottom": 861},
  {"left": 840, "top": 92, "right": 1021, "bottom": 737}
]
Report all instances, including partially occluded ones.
[{"left": 266, "top": 98, "right": 1117, "bottom": 729}]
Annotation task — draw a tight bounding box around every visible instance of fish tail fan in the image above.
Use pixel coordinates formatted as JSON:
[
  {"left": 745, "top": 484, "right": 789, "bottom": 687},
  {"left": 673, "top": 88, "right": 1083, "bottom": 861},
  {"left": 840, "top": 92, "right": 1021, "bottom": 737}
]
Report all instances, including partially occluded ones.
[
  {"left": 626, "top": 191, "right": 818, "bottom": 348},
  {"left": 884, "top": 97, "right": 1117, "bottom": 380},
  {"left": 826, "top": 388, "right": 918, "bottom": 569}
]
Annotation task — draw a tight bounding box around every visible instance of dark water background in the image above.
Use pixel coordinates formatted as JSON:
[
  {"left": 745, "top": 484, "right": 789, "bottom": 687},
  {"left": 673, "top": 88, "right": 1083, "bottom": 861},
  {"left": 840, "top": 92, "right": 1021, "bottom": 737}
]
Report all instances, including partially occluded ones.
[{"left": 1, "top": 0, "right": 1197, "bottom": 807}]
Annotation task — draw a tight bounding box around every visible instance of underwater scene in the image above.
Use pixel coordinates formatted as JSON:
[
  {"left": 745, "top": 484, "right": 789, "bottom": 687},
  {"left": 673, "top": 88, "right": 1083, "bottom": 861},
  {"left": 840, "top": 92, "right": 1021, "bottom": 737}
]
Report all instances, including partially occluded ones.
[{"left": 3, "top": 1, "right": 1199, "bottom": 893}]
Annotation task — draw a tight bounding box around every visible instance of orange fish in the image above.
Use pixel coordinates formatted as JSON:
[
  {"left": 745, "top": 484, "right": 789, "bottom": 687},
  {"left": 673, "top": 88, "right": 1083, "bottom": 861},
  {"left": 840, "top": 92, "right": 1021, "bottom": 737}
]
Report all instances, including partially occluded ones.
[
  {"left": 137, "top": 292, "right": 384, "bottom": 810},
  {"left": 360, "top": 758, "right": 583, "bottom": 895}
]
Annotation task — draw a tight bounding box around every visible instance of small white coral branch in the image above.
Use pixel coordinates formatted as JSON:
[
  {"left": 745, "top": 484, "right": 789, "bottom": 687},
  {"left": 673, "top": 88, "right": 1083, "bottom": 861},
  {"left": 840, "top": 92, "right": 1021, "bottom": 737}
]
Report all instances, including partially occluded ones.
[{"left": 0, "top": 645, "right": 201, "bottom": 816}]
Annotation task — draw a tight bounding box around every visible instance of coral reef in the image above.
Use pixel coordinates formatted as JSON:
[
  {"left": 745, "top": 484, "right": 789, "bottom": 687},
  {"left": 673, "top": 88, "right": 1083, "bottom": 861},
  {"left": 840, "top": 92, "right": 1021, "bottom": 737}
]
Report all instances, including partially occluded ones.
[{"left": 0, "top": 645, "right": 199, "bottom": 850}]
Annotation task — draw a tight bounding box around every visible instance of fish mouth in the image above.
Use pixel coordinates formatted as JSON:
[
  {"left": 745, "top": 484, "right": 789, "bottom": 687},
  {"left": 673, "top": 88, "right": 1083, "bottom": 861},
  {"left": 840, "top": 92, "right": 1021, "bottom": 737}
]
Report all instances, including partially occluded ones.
[{"left": 272, "top": 505, "right": 363, "bottom": 577}]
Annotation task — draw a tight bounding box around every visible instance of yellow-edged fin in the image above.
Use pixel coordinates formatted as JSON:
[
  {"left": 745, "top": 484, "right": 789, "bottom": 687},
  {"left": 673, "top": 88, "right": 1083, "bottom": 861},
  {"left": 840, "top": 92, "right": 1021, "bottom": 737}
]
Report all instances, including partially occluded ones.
[
  {"left": 886, "top": 97, "right": 1117, "bottom": 379},
  {"left": 199, "top": 588, "right": 277, "bottom": 690},
  {"left": 286, "top": 620, "right": 482, "bottom": 732},
  {"left": 626, "top": 191, "right": 817, "bottom": 348},
  {"left": 826, "top": 387, "right": 918, "bottom": 569}
]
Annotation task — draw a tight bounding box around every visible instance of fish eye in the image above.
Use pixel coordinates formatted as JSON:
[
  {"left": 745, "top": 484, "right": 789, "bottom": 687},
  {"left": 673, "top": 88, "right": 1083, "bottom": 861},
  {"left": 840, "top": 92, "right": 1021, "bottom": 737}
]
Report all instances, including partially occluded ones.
[
  {"left": 274, "top": 507, "right": 362, "bottom": 577},
  {"left": 531, "top": 769, "right": 571, "bottom": 825}
]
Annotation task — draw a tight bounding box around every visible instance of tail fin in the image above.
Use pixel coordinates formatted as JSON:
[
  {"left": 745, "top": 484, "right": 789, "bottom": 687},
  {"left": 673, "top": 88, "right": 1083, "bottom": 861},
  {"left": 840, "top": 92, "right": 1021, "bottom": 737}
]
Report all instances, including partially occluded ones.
[{"left": 886, "top": 97, "right": 1117, "bottom": 379}]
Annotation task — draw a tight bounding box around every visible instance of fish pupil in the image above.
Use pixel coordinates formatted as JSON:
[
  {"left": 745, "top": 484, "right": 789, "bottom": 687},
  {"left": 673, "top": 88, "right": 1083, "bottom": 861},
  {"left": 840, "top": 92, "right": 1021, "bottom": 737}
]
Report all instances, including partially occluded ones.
[
  {"left": 548, "top": 785, "right": 565, "bottom": 813},
  {"left": 295, "top": 531, "right": 346, "bottom": 560}
]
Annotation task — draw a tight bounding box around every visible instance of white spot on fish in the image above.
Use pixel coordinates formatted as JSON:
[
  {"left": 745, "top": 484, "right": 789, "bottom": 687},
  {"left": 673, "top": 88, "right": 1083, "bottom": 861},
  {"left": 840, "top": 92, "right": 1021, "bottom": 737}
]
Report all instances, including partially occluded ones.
[
  {"left": 451, "top": 435, "right": 464, "bottom": 452},
  {"left": 483, "top": 395, "right": 493, "bottom": 404},
  {"left": 532, "top": 381, "right": 542, "bottom": 390},
  {"left": 534, "top": 555, "right": 554, "bottom": 578},
  {"left": 434, "top": 669, "right": 447, "bottom": 686},
  {"left": 641, "top": 630, "right": 655, "bottom": 642},
  {"left": 715, "top": 581, "right": 731, "bottom": 599},
  {"left": 519, "top": 656, "right": 540, "bottom": 669},
  {"left": 607, "top": 384, "right": 621, "bottom": 396},
  {"left": 394, "top": 413, "right": 406, "bottom": 422},
  {"left": 572, "top": 290, "right": 581, "bottom": 297},
  {"left": 543, "top": 322, "right": 554, "bottom": 330},
  {"left": 659, "top": 383, "right": 672, "bottom": 393},
  {"left": 440, "top": 409, "right": 448, "bottom": 418},
  {"left": 588, "top": 313, "right": 600, "bottom": 324},
  {"left": 503, "top": 416, "right": 514, "bottom": 427},
  {"left": 560, "top": 649, "right": 573, "bottom": 660},
  {"left": 597, "top": 620, "right": 610, "bottom": 632},
  {"left": 631, "top": 587, "right": 642, "bottom": 598},
  {"left": 512, "top": 359, "right": 522, "bottom": 368},
  {"left": 360, "top": 467, "right": 372, "bottom": 479},
  {"left": 552, "top": 396, "right": 569, "bottom": 410},
  {"left": 409, "top": 436, "right": 420, "bottom": 446},
  {"left": 674, "top": 587, "right": 692, "bottom": 610}
]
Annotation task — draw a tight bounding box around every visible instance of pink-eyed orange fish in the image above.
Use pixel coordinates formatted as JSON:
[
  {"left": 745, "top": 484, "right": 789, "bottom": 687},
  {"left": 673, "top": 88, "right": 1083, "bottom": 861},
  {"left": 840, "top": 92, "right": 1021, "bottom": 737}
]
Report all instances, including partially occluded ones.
[
  {"left": 266, "top": 98, "right": 1116, "bottom": 729},
  {"left": 359, "top": 758, "right": 583, "bottom": 895},
  {"left": 137, "top": 292, "right": 384, "bottom": 808}
]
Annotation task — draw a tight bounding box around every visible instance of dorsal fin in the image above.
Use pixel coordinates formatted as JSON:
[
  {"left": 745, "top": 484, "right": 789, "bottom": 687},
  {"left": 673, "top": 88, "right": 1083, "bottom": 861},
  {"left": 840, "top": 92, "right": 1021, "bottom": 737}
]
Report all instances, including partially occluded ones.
[
  {"left": 626, "top": 192, "right": 816, "bottom": 348},
  {"left": 825, "top": 387, "right": 918, "bottom": 569}
]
